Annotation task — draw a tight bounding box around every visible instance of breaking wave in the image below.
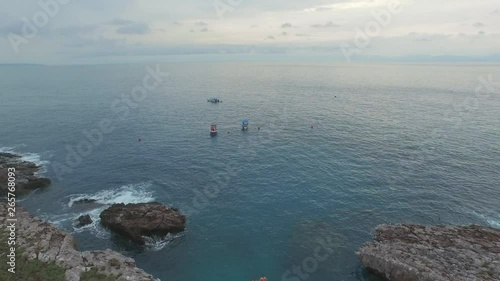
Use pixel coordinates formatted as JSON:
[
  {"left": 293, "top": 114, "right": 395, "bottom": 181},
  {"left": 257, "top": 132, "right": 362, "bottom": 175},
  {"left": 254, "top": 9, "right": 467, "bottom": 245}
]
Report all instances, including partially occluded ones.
[
  {"left": 45, "top": 182, "right": 162, "bottom": 243},
  {"left": 68, "top": 182, "right": 155, "bottom": 208},
  {"left": 472, "top": 211, "right": 500, "bottom": 229},
  {"left": 0, "top": 146, "right": 51, "bottom": 173},
  {"left": 144, "top": 233, "right": 185, "bottom": 252}
]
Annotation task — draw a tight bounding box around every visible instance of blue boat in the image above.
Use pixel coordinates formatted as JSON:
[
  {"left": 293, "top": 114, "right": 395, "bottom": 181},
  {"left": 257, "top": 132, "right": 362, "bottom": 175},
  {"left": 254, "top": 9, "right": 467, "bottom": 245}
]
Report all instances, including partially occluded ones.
[{"left": 242, "top": 119, "right": 249, "bottom": 130}]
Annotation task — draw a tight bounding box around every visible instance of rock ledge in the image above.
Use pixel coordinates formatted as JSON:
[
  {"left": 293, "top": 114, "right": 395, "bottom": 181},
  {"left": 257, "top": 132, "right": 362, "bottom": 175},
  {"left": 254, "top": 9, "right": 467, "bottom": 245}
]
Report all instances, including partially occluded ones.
[
  {"left": 358, "top": 224, "right": 500, "bottom": 281},
  {"left": 0, "top": 152, "right": 51, "bottom": 197},
  {"left": 0, "top": 202, "right": 159, "bottom": 281}
]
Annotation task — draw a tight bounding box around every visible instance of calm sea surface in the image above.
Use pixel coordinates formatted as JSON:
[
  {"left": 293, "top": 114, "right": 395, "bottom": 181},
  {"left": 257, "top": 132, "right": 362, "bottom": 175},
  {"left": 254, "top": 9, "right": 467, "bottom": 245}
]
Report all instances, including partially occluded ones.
[{"left": 0, "top": 62, "right": 499, "bottom": 281}]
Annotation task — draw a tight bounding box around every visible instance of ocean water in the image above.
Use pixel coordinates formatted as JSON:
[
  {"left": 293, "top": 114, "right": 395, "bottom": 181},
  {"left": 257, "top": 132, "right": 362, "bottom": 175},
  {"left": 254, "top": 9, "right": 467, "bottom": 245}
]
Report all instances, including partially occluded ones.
[{"left": 0, "top": 62, "right": 499, "bottom": 281}]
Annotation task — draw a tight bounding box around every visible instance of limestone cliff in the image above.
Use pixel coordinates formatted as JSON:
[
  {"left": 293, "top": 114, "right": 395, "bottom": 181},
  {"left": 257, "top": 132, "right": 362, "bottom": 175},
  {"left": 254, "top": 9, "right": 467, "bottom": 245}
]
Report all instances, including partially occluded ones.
[
  {"left": 358, "top": 224, "right": 500, "bottom": 281},
  {"left": 1, "top": 202, "right": 159, "bottom": 281}
]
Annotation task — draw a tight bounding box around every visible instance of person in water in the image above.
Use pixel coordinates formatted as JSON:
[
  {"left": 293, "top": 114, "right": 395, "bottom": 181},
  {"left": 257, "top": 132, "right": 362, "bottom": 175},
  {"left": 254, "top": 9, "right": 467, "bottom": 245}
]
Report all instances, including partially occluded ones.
[{"left": 260, "top": 276, "right": 268, "bottom": 281}]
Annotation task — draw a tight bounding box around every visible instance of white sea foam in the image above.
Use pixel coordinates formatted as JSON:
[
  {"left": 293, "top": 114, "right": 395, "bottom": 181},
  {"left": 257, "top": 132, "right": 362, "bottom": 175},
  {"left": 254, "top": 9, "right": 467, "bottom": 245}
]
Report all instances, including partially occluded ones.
[
  {"left": 62, "top": 182, "right": 161, "bottom": 243},
  {"left": 68, "top": 182, "right": 155, "bottom": 207},
  {"left": 144, "top": 233, "right": 184, "bottom": 252},
  {"left": 20, "top": 152, "right": 51, "bottom": 166},
  {"left": 472, "top": 211, "right": 500, "bottom": 229},
  {"left": 0, "top": 146, "right": 51, "bottom": 172},
  {"left": 0, "top": 145, "right": 26, "bottom": 152}
]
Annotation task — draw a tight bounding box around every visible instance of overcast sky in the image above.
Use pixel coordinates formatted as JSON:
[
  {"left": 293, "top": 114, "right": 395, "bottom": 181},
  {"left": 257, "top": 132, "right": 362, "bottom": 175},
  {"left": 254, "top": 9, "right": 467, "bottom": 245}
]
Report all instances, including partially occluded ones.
[{"left": 1, "top": 0, "right": 499, "bottom": 64}]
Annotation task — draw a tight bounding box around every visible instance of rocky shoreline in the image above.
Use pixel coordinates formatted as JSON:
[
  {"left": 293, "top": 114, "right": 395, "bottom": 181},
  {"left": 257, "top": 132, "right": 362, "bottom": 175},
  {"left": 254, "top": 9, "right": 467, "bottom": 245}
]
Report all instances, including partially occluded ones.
[
  {"left": 3, "top": 152, "right": 499, "bottom": 281},
  {"left": 0, "top": 152, "right": 51, "bottom": 197},
  {"left": 1, "top": 202, "right": 159, "bottom": 281},
  {"left": 0, "top": 152, "right": 187, "bottom": 281},
  {"left": 358, "top": 224, "right": 500, "bottom": 281}
]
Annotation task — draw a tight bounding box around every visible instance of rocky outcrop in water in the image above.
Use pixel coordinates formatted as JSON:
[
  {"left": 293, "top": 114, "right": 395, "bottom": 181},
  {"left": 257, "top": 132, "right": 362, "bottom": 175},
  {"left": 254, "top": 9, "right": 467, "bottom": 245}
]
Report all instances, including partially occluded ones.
[
  {"left": 358, "top": 224, "right": 500, "bottom": 281},
  {"left": 73, "top": 198, "right": 98, "bottom": 204},
  {"left": 76, "top": 214, "right": 93, "bottom": 227},
  {"left": 100, "top": 202, "right": 186, "bottom": 245},
  {"left": 0, "top": 202, "right": 159, "bottom": 281},
  {"left": 0, "top": 152, "right": 51, "bottom": 197}
]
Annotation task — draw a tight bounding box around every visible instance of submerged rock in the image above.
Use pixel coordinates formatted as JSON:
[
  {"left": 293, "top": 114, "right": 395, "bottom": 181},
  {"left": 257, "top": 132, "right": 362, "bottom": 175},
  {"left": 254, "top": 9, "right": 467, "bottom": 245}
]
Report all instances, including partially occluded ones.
[
  {"left": 100, "top": 202, "right": 186, "bottom": 245},
  {"left": 76, "top": 214, "right": 93, "bottom": 227},
  {"left": 358, "top": 224, "right": 500, "bottom": 281},
  {"left": 0, "top": 152, "right": 51, "bottom": 197}
]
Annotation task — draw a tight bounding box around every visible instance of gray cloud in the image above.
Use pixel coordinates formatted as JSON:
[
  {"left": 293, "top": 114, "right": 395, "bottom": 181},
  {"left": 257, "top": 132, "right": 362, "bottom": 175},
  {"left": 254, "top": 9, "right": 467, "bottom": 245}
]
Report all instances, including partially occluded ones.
[
  {"left": 415, "top": 38, "right": 432, "bottom": 42},
  {"left": 110, "top": 18, "right": 135, "bottom": 25},
  {"left": 1, "top": 0, "right": 500, "bottom": 64},
  {"left": 116, "top": 22, "right": 150, "bottom": 34},
  {"left": 311, "top": 21, "right": 340, "bottom": 28},
  {"left": 65, "top": 37, "right": 127, "bottom": 49},
  {"left": 410, "top": 33, "right": 451, "bottom": 42},
  {"left": 315, "top": 7, "right": 332, "bottom": 11},
  {"left": 68, "top": 44, "right": 288, "bottom": 58},
  {"left": 59, "top": 24, "right": 100, "bottom": 36}
]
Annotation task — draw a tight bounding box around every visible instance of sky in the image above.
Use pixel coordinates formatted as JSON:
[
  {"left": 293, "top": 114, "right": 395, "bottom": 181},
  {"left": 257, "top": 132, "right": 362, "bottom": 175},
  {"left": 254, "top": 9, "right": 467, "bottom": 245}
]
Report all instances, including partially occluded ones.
[{"left": 0, "top": 0, "right": 499, "bottom": 64}]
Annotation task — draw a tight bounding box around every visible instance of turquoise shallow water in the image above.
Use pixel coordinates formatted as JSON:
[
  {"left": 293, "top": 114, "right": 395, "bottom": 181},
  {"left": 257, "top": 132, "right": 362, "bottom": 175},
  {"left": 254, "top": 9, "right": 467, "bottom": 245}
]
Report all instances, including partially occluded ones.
[{"left": 1, "top": 62, "right": 499, "bottom": 281}]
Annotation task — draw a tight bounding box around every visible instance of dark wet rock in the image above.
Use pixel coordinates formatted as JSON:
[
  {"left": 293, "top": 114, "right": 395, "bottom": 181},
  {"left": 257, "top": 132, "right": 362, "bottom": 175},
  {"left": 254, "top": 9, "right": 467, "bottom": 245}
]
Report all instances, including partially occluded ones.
[
  {"left": 100, "top": 202, "right": 186, "bottom": 245},
  {"left": 73, "top": 198, "right": 98, "bottom": 204},
  {"left": 76, "top": 214, "right": 93, "bottom": 227},
  {"left": 0, "top": 202, "right": 159, "bottom": 281},
  {"left": 0, "top": 152, "right": 51, "bottom": 197},
  {"left": 358, "top": 224, "right": 500, "bottom": 281}
]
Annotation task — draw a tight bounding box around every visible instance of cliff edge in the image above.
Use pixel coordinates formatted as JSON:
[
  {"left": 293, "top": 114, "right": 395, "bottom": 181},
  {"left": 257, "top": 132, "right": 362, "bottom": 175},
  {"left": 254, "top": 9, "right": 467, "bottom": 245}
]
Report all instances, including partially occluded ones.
[
  {"left": 358, "top": 224, "right": 500, "bottom": 281},
  {"left": 1, "top": 202, "right": 159, "bottom": 281}
]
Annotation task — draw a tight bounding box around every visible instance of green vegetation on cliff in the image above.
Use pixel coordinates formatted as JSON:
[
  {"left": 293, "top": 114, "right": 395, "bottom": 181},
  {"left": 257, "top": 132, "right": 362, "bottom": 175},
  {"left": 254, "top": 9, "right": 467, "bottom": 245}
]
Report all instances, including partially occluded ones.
[
  {"left": 0, "top": 229, "right": 121, "bottom": 281},
  {"left": 0, "top": 230, "right": 66, "bottom": 281}
]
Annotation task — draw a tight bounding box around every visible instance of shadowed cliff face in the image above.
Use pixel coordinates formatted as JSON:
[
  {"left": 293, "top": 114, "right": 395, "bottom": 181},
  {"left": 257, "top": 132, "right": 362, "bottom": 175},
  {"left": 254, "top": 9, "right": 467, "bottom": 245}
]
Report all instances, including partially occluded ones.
[
  {"left": 0, "top": 152, "right": 51, "bottom": 197},
  {"left": 358, "top": 224, "right": 500, "bottom": 281}
]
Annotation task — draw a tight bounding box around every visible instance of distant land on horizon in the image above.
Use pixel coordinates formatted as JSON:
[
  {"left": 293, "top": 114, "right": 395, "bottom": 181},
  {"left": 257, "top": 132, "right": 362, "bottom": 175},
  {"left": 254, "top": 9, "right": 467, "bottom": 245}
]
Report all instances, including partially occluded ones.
[{"left": 2, "top": 53, "right": 500, "bottom": 66}]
